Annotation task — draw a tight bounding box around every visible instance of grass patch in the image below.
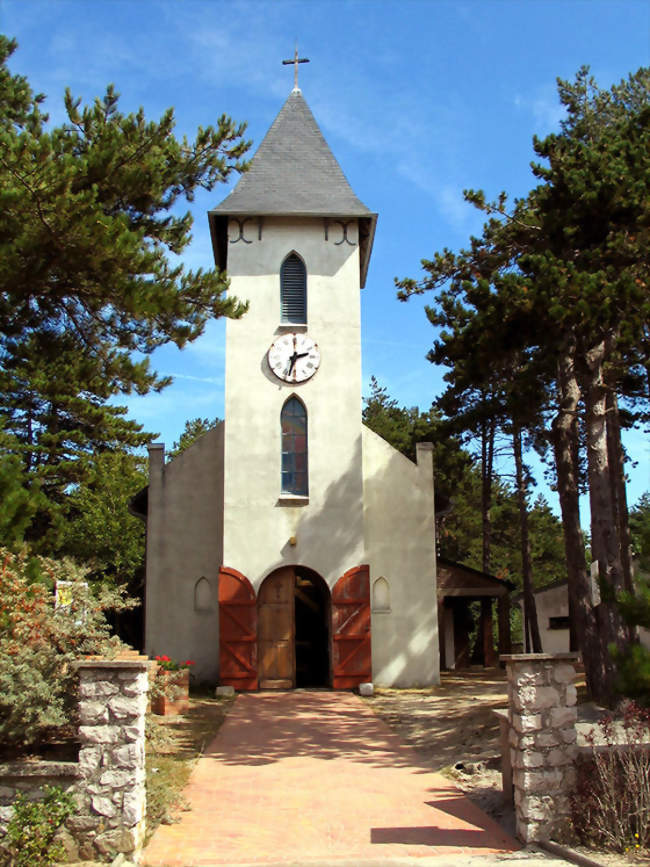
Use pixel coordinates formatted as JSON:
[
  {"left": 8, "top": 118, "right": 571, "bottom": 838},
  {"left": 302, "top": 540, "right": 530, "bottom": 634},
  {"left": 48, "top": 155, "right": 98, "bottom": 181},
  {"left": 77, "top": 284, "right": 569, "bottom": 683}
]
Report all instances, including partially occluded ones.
[{"left": 145, "top": 693, "right": 234, "bottom": 841}]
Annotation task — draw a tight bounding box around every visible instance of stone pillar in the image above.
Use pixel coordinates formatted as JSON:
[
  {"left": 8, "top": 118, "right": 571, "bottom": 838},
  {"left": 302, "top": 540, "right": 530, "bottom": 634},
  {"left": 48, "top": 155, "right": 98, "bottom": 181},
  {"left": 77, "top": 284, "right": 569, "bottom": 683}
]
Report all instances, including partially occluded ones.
[
  {"left": 75, "top": 660, "right": 148, "bottom": 861},
  {"left": 502, "top": 652, "right": 579, "bottom": 844}
]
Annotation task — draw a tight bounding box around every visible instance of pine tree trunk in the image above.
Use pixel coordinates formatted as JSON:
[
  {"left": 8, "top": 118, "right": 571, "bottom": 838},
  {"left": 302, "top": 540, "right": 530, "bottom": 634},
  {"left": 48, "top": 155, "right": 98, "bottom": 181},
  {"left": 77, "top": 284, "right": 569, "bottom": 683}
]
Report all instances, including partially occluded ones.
[
  {"left": 581, "top": 338, "right": 629, "bottom": 706},
  {"left": 481, "top": 418, "right": 495, "bottom": 573},
  {"left": 606, "top": 389, "right": 633, "bottom": 595},
  {"left": 513, "top": 423, "right": 542, "bottom": 653},
  {"left": 551, "top": 345, "right": 597, "bottom": 661}
]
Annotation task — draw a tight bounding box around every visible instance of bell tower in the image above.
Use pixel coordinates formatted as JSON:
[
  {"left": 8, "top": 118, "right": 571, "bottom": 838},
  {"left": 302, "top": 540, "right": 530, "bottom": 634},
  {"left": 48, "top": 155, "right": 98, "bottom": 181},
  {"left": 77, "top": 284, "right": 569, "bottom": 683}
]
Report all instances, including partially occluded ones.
[{"left": 208, "top": 85, "right": 377, "bottom": 593}]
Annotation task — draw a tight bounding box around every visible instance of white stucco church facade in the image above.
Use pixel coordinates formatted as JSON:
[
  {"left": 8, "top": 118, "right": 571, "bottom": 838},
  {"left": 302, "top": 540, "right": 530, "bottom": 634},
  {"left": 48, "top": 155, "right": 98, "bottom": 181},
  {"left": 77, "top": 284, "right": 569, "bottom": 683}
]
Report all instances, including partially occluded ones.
[{"left": 139, "top": 83, "right": 440, "bottom": 690}]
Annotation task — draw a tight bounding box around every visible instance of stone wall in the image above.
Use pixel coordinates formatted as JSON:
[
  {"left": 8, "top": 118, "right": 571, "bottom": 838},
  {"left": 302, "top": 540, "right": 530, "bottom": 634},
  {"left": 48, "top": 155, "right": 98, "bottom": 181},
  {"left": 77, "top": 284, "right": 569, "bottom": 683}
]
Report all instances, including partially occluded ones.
[
  {"left": 0, "top": 762, "right": 79, "bottom": 858},
  {"left": 502, "top": 652, "right": 580, "bottom": 843},
  {"left": 0, "top": 658, "right": 148, "bottom": 863}
]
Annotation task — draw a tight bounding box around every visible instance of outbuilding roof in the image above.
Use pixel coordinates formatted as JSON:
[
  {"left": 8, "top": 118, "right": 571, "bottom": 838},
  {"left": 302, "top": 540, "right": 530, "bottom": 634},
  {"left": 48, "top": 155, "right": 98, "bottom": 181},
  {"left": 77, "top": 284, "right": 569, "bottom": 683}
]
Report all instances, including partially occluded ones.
[{"left": 208, "top": 89, "right": 377, "bottom": 287}]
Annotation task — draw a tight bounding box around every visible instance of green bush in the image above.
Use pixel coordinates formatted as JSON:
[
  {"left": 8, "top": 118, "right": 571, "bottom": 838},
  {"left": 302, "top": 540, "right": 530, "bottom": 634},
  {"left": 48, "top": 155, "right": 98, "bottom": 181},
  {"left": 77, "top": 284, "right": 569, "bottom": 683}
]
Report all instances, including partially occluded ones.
[
  {"left": 0, "top": 547, "right": 136, "bottom": 747},
  {"left": 4, "top": 785, "right": 76, "bottom": 866},
  {"left": 614, "top": 575, "right": 650, "bottom": 703}
]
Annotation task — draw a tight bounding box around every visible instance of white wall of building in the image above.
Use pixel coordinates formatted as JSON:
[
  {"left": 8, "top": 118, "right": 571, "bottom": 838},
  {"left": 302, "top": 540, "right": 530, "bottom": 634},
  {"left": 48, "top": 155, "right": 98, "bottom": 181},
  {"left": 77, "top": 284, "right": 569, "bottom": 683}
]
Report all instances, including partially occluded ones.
[
  {"left": 222, "top": 217, "right": 365, "bottom": 591},
  {"left": 144, "top": 216, "right": 441, "bottom": 688},
  {"left": 144, "top": 425, "right": 224, "bottom": 681},
  {"left": 533, "top": 584, "right": 571, "bottom": 653},
  {"left": 363, "top": 430, "right": 439, "bottom": 686},
  {"left": 521, "top": 580, "right": 650, "bottom": 655}
]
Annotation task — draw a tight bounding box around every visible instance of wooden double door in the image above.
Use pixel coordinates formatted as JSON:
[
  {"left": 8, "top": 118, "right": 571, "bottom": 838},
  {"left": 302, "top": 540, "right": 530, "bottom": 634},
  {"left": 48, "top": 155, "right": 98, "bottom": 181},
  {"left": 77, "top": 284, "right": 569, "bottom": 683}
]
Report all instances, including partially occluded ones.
[
  {"left": 218, "top": 563, "right": 371, "bottom": 691},
  {"left": 258, "top": 566, "right": 331, "bottom": 689}
]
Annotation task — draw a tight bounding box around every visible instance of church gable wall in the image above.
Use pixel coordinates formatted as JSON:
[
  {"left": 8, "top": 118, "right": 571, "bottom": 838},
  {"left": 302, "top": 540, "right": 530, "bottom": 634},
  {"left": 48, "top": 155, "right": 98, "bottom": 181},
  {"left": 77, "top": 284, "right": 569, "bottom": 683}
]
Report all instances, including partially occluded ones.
[
  {"left": 362, "top": 425, "right": 439, "bottom": 687},
  {"left": 144, "top": 423, "right": 224, "bottom": 682}
]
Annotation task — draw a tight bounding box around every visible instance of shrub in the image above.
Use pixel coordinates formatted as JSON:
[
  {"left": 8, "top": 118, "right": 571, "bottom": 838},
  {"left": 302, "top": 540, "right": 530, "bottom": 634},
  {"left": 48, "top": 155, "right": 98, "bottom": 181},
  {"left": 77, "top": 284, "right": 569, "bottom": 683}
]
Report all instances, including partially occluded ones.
[
  {"left": 613, "top": 575, "right": 650, "bottom": 704},
  {"left": 570, "top": 701, "right": 650, "bottom": 853},
  {"left": 0, "top": 547, "right": 136, "bottom": 748},
  {"left": 4, "top": 784, "right": 76, "bottom": 866}
]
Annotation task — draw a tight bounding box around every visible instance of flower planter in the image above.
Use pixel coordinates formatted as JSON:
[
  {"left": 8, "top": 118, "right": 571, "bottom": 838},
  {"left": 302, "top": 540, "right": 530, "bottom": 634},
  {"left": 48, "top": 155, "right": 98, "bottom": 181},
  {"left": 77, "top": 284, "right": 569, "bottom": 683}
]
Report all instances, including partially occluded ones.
[{"left": 151, "top": 668, "right": 190, "bottom": 716}]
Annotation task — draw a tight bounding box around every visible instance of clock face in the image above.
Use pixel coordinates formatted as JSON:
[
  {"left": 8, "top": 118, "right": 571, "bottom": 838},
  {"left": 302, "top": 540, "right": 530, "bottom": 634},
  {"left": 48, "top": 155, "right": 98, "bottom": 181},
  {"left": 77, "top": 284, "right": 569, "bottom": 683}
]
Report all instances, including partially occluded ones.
[{"left": 267, "top": 333, "right": 321, "bottom": 383}]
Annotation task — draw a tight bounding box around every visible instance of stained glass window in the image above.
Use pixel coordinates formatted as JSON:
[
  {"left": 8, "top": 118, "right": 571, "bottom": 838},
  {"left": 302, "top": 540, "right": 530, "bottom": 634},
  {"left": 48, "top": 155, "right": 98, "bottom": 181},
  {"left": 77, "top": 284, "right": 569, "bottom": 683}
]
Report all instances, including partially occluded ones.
[{"left": 281, "top": 397, "right": 308, "bottom": 496}]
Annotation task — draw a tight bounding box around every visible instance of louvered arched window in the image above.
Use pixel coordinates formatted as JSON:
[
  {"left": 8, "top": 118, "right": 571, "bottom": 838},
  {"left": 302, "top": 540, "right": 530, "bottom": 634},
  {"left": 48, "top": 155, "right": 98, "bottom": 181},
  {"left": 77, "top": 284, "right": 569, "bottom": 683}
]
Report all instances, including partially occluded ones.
[
  {"left": 280, "top": 253, "right": 307, "bottom": 323},
  {"left": 281, "top": 397, "right": 308, "bottom": 496}
]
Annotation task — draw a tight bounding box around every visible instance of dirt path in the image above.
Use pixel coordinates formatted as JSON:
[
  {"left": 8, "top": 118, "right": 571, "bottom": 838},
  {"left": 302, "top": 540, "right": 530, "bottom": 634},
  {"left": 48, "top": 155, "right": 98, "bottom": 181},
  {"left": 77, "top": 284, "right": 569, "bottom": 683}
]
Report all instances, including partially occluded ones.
[{"left": 363, "top": 668, "right": 514, "bottom": 834}]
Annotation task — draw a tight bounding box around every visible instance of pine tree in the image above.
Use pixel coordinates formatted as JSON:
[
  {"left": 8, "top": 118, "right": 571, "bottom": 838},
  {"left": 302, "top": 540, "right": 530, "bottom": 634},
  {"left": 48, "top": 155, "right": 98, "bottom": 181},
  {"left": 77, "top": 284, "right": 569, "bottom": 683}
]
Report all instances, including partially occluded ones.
[
  {"left": 0, "top": 331, "right": 151, "bottom": 546},
  {"left": 0, "top": 37, "right": 250, "bottom": 367},
  {"left": 0, "top": 37, "right": 251, "bottom": 545},
  {"left": 397, "top": 67, "right": 650, "bottom": 704},
  {"left": 168, "top": 417, "right": 221, "bottom": 459},
  {"left": 362, "top": 378, "right": 566, "bottom": 592}
]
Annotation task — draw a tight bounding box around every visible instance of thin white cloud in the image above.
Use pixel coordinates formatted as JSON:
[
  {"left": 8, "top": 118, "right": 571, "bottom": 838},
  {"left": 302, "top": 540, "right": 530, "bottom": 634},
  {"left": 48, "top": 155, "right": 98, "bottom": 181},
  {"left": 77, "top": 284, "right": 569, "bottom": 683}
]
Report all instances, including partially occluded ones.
[
  {"left": 169, "top": 373, "right": 223, "bottom": 385},
  {"left": 514, "top": 86, "right": 567, "bottom": 134}
]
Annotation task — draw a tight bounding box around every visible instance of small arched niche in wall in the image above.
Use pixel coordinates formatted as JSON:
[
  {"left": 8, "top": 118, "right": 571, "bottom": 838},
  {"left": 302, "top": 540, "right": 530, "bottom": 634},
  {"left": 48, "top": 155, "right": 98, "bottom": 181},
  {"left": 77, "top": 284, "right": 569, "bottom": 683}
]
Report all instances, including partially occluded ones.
[
  {"left": 372, "top": 576, "right": 390, "bottom": 612},
  {"left": 194, "top": 576, "right": 213, "bottom": 612}
]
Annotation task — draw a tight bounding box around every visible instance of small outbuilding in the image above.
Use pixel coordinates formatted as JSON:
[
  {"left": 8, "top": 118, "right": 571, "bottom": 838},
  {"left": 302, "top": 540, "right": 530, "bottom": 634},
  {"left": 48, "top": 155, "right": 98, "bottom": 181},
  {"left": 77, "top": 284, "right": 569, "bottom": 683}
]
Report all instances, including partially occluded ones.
[{"left": 437, "top": 557, "right": 514, "bottom": 669}]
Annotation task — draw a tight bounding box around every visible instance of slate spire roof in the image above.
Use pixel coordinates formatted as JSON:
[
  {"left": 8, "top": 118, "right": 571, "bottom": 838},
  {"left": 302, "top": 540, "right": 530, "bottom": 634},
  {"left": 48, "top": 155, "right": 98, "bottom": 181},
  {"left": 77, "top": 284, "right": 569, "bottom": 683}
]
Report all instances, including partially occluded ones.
[{"left": 208, "top": 90, "right": 377, "bottom": 287}]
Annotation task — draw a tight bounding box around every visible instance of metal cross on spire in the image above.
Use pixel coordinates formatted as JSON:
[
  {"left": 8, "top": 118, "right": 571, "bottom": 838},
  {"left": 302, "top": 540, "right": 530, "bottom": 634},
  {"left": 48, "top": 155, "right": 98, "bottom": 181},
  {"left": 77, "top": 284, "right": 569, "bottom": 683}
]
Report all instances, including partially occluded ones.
[{"left": 282, "top": 46, "right": 310, "bottom": 92}]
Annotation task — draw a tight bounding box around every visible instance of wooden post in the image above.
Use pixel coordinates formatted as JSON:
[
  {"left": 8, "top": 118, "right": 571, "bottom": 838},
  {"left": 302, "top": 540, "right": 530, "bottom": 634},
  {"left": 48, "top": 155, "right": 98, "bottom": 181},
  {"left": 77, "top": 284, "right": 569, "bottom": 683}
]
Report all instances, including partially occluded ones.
[
  {"left": 481, "top": 598, "right": 497, "bottom": 666},
  {"left": 498, "top": 595, "right": 512, "bottom": 656}
]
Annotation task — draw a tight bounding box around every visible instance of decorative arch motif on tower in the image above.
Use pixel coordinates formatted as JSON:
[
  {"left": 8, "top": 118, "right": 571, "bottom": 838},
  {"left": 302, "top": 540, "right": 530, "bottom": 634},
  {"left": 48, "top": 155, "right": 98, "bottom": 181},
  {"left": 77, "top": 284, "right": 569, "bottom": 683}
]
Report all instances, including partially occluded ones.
[
  {"left": 280, "top": 252, "right": 307, "bottom": 323},
  {"left": 281, "top": 396, "right": 308, "bottom": 496},
  {"left": 194, "top": 576, "right": 213, "bottom": 612},
  {"left": 372, "top": 576, "right": 390, "bottom": 612}
]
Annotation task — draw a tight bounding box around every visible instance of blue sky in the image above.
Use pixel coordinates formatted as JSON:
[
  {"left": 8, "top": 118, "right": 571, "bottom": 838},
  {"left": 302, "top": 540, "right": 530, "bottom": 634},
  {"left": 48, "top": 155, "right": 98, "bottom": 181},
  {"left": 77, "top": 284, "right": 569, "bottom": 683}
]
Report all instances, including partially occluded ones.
[{"left": 2, "top": 0, "right": 649, "bottom": 511}]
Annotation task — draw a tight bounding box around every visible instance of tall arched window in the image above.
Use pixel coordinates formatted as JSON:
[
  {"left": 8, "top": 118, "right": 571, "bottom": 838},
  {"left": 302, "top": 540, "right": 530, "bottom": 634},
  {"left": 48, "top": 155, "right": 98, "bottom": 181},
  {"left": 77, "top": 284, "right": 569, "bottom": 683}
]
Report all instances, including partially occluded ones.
[
  {"left": 280, "top": 253, "right": 307, "bottom": 324},
  {"left": 281, "top": 397, "right": 308, "bottom": 495}
]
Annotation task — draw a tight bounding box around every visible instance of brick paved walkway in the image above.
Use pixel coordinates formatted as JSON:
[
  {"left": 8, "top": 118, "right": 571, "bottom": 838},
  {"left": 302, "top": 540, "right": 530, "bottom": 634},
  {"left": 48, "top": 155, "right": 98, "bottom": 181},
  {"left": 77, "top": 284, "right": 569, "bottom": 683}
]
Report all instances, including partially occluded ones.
[{"left": 142, "top": 691, "right": 520, "bottom": 866}]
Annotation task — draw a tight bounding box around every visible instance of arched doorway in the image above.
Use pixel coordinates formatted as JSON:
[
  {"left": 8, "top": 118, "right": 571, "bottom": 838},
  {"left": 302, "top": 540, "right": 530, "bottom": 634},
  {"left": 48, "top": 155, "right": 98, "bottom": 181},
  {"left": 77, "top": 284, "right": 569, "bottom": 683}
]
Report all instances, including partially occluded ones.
[{"left": 258, "top": 566, "right": 330, "bottom": 689}]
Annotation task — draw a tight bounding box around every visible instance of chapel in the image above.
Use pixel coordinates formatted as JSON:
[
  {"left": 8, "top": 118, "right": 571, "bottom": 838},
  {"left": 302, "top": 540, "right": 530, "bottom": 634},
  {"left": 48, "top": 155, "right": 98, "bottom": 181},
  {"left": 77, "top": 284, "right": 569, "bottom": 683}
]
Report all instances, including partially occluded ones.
[{"left": 138, "top": 76, "right": 440, "bottom": 689}]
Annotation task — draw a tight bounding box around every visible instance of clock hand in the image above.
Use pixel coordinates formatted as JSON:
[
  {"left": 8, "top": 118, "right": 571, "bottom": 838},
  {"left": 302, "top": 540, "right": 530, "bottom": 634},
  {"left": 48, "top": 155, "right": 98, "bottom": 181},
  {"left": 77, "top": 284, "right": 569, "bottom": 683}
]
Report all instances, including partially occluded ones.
[{"left": 287, "top": 353, "right": 298, "bottom": 375}]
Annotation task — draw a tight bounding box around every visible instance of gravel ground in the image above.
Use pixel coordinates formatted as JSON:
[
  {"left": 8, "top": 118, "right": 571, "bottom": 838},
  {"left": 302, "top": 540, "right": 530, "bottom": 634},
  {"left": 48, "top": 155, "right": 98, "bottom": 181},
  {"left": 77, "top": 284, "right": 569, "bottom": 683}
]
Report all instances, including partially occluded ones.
[
  {"left": 363, "top": 668, "right": 650, "bottom": 867},
  {"left": 363, "top": 669, "right": 515, "bottom": 833}
]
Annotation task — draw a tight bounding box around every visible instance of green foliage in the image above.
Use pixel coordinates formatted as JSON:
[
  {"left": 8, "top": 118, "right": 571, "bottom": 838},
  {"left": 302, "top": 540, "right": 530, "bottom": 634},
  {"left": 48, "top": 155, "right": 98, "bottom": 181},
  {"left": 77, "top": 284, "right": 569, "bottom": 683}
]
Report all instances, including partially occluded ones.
[
  {"left": 396, "top": 64, "right": 649, "bottom": 474},
  {"left": 168, "top": 417, "right": 221, "bottom": 460},
  {"left": 5, "top": 784, "right": 76, "bottom": 867},
  {"left": 154, "top": 654, "right": 195, "bottom": 672},
  {"left": 61, "top": 450, "right": 146, "bottom": 589},
  {"left": 0, "top": 454, "right": 43, "bottom": 550},
  {"left": 363, "top": 377, "right": 566, "bottom": 588},
  {"left": 0, "top": 547, "right": 135, "bottom": 746},
  {"left": 612, "top": 494, "right": 650, "bottom": 701},
  {"left": 440, "top": 468, "right": 566, "bottom": 588},
  {"left": 0, "top": 36, "right": 250, "bottom": 363},
  {"left": 0, "top": 332, "right": 153, "bottom": 549},
  {"left": 614, "top": 640, "right": 650, "bottom": 704},
  {"left": 396, "top": 65, "right": 649, "bottom": 701},
  {"left": 0, "top": 37, "right": 250, "bottom": 548},
  {"left": 631, "top": 492, "right": 650, "bottom": 573}
]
